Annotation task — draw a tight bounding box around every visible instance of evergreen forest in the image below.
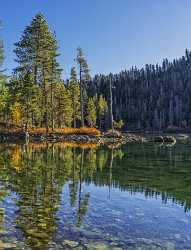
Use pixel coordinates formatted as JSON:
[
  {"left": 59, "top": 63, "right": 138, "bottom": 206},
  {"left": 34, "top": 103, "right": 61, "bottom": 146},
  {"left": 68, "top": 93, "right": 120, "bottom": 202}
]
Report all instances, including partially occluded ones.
[{"left": 1, "top": 13, "right": 191, "bottom": 132}]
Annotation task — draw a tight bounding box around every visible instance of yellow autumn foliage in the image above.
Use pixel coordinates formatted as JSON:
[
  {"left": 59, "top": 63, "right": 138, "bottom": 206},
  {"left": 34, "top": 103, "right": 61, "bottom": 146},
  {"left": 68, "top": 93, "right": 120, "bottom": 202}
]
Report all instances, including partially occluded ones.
[{"left": 10, "top": 101, "right": 22, "bottom": 126}]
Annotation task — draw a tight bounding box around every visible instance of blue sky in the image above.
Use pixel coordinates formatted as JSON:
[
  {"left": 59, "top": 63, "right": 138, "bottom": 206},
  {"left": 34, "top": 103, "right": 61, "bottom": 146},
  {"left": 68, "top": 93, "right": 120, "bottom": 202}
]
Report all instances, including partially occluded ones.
[{"left": 1, "top": 0, "right": 191, "bottom": 79}]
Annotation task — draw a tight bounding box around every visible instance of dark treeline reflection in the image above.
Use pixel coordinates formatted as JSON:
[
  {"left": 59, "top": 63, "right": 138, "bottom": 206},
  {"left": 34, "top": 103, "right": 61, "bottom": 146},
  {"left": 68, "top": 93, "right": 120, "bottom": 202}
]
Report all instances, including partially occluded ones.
[{"left": 0, "top": 142, "right": 191, "bottom": 248}]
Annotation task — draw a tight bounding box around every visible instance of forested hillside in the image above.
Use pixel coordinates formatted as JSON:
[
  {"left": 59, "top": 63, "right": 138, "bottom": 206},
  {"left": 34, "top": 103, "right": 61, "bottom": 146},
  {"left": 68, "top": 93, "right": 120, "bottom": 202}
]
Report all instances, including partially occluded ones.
[
  {"left": 89, "top": 51, "right": 191, "bottom": 131},
  {"left": 1, "top": 13, "right": 191, "bottom": 132}
]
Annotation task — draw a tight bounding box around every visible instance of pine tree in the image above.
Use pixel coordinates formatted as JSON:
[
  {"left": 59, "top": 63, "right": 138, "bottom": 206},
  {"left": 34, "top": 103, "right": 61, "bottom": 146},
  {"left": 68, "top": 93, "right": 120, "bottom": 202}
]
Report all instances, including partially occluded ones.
[
  {"left": 54, "top": 83, "right": 73, "bottom": 127},
  {"left": 68, "top": 67, "right": 80, "bottom": 128},
  {"left": 76, "top": 47, "right": 91, "bottom": 127},
  {"left": 86, "top": 97, "right": 96, "bottom": 127},
  {"left": 14, "top": 13, "right": 62, "bottom": 132},
  {"left": 50, "top": 32, "right": 62, "bottom": 131},
  {"left": 0, "top": 39, "right": 5, "bottom": 85},
  {"left": 109, "top": 75, "right": 114, "bottom": 132},
  {"left": 0, "top": 22, "right": 6, "bottom": 85},
  {"left": 0, "top": 85, "right": 9, "bottom": 121},
  {"left": 98, "top": 95, "right": 108, "bottom": 130},
  {"left": 0, "top": 21, "right": 9, "bottom": 122},
  {"left": 20, "top": 71, "right": 41, "bottom": 129}
]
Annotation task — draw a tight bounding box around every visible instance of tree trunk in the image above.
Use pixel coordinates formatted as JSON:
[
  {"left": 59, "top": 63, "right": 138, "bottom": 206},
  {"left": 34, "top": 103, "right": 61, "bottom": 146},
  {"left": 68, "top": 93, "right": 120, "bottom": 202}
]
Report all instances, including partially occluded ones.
[
  {"left": 50, "top": 81, "right": 54, "bottom": 131},
  {"left": 73, "top": 102, "right": 76, "bottom": 128},
  {"left": 43, "top": 64, "right": 48, "bottom": 136},
  {"left": 109, "top": 77, "right": 114, "bottom": 132},
  {"left": 80, "top": 65, "right": 84, "bottom": 127}
]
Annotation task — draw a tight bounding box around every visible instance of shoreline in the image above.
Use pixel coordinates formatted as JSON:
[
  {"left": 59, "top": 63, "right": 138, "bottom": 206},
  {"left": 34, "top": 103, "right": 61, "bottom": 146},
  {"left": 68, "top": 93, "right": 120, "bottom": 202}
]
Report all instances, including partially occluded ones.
[
  {"left": 0, "top": 128, "right": 190, "bottom": 145},
  {"left": 0, "top": 131, "right": 146, "bottom": 145}
]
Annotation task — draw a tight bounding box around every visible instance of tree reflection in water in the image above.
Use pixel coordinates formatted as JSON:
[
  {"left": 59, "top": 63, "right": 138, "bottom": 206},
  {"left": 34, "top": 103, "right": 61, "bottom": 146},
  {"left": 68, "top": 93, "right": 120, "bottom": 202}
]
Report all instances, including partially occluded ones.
[{"left": 0, "top": 142, "right": 190, "bottom": 248}]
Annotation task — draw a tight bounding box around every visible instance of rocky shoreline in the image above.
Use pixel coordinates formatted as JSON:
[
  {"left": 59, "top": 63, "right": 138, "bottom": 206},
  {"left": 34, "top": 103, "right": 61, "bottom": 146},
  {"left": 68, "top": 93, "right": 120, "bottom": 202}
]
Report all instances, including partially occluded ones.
[
  {"left": 0, "top": 131, "right": 146, "bottom": 145},
  {"left": 0, "top": 131, "right": 187, "bottom": 147}
]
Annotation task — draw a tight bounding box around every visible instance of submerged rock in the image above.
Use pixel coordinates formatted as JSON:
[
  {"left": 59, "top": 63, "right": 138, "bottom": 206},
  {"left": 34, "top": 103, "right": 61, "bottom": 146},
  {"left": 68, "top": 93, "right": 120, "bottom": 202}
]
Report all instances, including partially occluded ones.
[
  {"left": 0, "top": 241, "right": 16, "bottom": 249},
  {"left": 163, "top": 241, "right": 175, "bottom": 250},
  {"left": 87, "top": 242, "right": 110, "bottom": 250},
  {"left": 110, "top": 247, "right": 123, "bottom": 250},
  {"left": 137, "top": 238, "right": 154, "bottom": 245},
  {"left": 26, "top": 229, "right": 49, "bottom": 239},
  {"left": 75, "top": 247, "right": 84, "bottom": 250},
  {"left": 62, "top": 239, "right": 79, "bottom": 247}
]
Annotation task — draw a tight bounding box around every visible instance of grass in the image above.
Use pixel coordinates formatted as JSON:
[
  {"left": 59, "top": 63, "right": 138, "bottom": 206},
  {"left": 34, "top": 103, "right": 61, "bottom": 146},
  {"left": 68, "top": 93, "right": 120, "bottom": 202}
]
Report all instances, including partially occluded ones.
[{"left": 0, "top": 127, "right": 102, "bottom": 137}]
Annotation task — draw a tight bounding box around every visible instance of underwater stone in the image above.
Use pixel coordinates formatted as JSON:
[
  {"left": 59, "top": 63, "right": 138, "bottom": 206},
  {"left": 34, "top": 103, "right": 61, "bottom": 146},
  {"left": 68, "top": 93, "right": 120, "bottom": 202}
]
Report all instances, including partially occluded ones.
[
  {"left": 174, "top": 234, "right": 181, "bottom": 240},
  {"left": 163, "top": 242, "right": 175, "bottom": 250},
  {"left": 0, "top": 241, "right": 16, "bottom": 249},
  {"left": 111, "top": 247, "right": 123, "bottom": 250},
  {"left": 62, "top": 240, "right": 79, "bottom": 247},
  {"left": 26, "top": 230, "right": 49, "bottom": 239},
  {"left": 87, "top": 242, "right": 110, "bottom": 250}
]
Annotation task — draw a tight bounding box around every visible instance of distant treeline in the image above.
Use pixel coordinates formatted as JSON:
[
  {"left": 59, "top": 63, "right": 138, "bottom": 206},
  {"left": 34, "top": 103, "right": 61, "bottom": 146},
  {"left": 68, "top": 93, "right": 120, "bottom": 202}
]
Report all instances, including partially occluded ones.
[
  {"left": 89, "top": 50, "right": 191, "bottom": 130},
  {"left": 1, "top": 13, "right": 191, "bottom": 131}
]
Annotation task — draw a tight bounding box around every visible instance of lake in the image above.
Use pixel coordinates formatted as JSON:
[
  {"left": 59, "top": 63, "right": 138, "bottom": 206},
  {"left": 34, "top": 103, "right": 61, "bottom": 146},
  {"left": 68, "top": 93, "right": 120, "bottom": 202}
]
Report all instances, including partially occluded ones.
[{"left": 0, "top": 142, "right": 190, "bottom": 249}]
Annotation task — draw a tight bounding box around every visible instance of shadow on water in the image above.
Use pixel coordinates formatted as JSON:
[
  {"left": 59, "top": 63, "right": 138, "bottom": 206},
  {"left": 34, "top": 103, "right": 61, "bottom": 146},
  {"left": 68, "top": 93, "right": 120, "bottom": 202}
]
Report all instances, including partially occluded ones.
[{"left": 0, "top": 142, "right": 190, "bottom": 248}]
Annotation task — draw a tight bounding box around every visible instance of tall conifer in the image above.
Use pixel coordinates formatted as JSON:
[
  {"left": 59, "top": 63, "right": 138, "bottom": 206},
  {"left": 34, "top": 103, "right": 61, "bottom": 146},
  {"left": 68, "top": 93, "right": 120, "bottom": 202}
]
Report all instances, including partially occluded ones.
[
  {"left": 14, "top": 13, "right": 61, "bottom": 133},
  {"left": 86, "top": 97, "right": 96, "bottom": 127},
  {"left": 76, "top": 47, "right": 91, "bottom": 127},
  {"left": 69, "top": 67, "right": 80, "bottom": 128}
]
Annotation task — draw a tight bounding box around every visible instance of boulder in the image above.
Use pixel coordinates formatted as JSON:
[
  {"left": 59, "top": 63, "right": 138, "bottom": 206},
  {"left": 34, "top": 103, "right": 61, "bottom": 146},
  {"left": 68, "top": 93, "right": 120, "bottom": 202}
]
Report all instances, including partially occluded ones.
[
  {"left": 163, "top": 136, "right": 176, "bottom": 143},
  {"left": 103, "top": 130, "right": 122, "bottom": 138}
]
